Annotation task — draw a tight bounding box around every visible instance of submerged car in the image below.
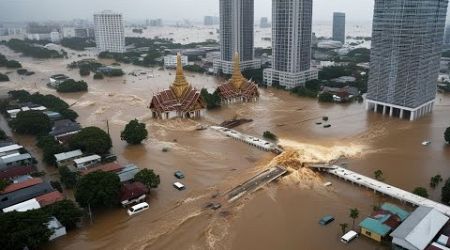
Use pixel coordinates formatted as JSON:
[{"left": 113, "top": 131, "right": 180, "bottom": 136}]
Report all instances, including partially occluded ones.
[
  {"left": 319, "top": 215, "right": 335, "bottom": 225},
  {"left": 174, "top": 171, "right": 185, "bottom": 179}
]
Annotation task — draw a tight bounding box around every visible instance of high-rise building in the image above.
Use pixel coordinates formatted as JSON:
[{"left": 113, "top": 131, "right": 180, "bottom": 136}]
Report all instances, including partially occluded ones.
[
  {"left": 366, "top": 0, "right": 448, "bottom": 121},
  {"left": 214, "top": 0, "right": 261, "bottom": 74},
  {"left": 332, "top": 12, "right": 345, "bottom": 44},
  {"left": 94, "top": 11, "right": 125, "bottom": 53},
  {"left": 444, "top": 25, "right": 450, "bottom": 46},
  {"left": 263, "top": 0, "right": 318, "bottom": 89},
  {"left": 204, "top": 16, "right": 219, "bottom": 26},
  {"left": 260, "top": 17, "right": 270, "bottom": 28}
]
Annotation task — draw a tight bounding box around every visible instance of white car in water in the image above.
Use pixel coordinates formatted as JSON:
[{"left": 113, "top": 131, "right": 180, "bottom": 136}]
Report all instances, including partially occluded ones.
[{"left": 127, "top": 202, "right": 149, "bottom": 216}]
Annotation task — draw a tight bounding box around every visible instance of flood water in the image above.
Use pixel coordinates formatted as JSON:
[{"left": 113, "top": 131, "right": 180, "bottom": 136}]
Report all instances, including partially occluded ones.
[{"left": 0, "top": 44, "right": 449, "bottom": 250}]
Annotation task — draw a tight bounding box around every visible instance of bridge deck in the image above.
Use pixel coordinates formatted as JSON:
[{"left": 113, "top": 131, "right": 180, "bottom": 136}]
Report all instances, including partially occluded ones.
[
  {"left": 227, "top": 166, "right": 287, "bottom": 203},
  {"left": 326, "top": 166, "right": 450, "bottom": 216},
  {"left": 210, "top": 126, "right": 283, "bottom": 154}
]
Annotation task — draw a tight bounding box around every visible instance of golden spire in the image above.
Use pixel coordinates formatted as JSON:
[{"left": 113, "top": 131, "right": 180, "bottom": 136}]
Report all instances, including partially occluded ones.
[
  {"left": 170, "top": 53, "right": 190, "bottom": 98},
  {"left": 229, "top": 52, "right": 246, "bottom": 90}
]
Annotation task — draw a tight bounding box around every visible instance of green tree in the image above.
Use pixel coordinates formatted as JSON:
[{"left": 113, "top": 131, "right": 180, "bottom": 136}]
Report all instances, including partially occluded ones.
[
  {"left": 441, "top": 178, "right": 450, "bottom": 204},
  {"left": 135, "top": 169, "right": 160, "bottom": 190},
  {"left": 413, "top": 187, "right": 429, "bottom": 198},
  {"left": 93, "top": 72, "right": 104, "bottom": 80},
  {"left": 10, "top": 110, "right": 51, "bottom": 135},
  {"left": 59, "top": 108, "right": 79, "bottom": 121},
  {"left": 69, "top": 127, "right": 112, "bottom": 155},
  {"left": 79, "top": 67, "right": 90, "bottom": 76},
  {"left": 75, "top": 171, "right": 121, "bottom": 208},
  {"left": 0, "top": 209, "right": 52, "bottom": 250},
  {"left": 36, "top": 135, "right": 65, "bottom": 165},
  {"left": 263, "top": 131, "right": 277, "bottom": 141},
  {"left": 318, "top": 92, "right": 334, "bottom": 103},
  {"left": 200, "top": 88, "right": 221, "bottom": 109},
  {"left": 0, "top": 179, "right": 9, "bottom": 191},
  {"left": 430, "top": 175, "right": 443, "bottom": 189},
  {"left": 121, "top": 119, "right": 148, "bottom": 144},
  {"left": 0, "top": 128, "right": 8, "bottom": 140},
  {"left": 5, "top": 60, "right": 22, "bottom": 68},
  {"left": 44, "top": 200, "right": 83, "bottom": 230},
  {"left": 374, "top": 170, "right": 384, "bottom": 181},
  {"left": 8, "top": 90, "right": 31, "bottom": 102},
  {"left": 349, "top": 208, "right": 359, "bottom": 229},
  {"left": 0, "top": 73, "right": 9, "bottom": 82},
  {"left": 56, "top": 79, "right": 88, "bottom": 93},
  {"left": 59, "top": 166, "right": 78, "bottom": 189},
  {"left": 339, "top": 223, "right": 348, "bottom": 236},
  {"left": 445, "top": 127, "right": 450, "bottom": 144}
]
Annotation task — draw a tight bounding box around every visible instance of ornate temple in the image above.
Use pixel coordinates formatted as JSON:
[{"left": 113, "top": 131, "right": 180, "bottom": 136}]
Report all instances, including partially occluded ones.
[
  {"left": 149, "top": 53, "right": 205, "bottom": 119},
  {"left": 216, "top": 53, "right": 259, "bottom": 103}
]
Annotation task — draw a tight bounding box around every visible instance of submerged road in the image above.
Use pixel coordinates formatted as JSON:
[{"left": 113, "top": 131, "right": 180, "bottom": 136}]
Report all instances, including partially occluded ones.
[{"left": 227, "top": 166, "right": 287, "bottom": 202}]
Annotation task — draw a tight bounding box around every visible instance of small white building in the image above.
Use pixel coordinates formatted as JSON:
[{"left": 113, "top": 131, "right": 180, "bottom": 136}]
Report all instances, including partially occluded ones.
[
  {"left": 54, "top": 149, "right": 83, "bottom": 167},
  {"left": 50, "top": 31, "right": 61, "bottom": 43},
  {"left": 48, "top": 217, "right": 67, "bottom": 241},
  {"left": 0, "top": 144, "right": 22, "bottom": 157},
  {"left": 73, "top": 155, "right": 101, "bottom": 169},
  {"left": 164, "top": 55, "right": 188, "bottom": 68}
]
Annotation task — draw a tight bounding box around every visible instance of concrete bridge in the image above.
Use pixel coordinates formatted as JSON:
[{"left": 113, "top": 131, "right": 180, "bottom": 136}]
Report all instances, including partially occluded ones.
[
  {"left": 315, "top": 165, "right": 450, "bottom": 217},
  {"left": 210, "top": 126, "right": 283, "bottom": 154}
]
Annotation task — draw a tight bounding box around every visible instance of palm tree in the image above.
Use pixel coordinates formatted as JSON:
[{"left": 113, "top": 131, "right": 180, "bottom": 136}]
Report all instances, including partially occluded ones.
[
  {"left": 374, "top": 170, "right": 384, "bottom": 181},
  {"left": 339, "top": 223, "right": 348, "bottom": 236},
  {"left": 349, "top": 208, "right": 360, "bottom": 229},
  {"left": 430, "top": 175, "right": 443, "bottom": 189}
]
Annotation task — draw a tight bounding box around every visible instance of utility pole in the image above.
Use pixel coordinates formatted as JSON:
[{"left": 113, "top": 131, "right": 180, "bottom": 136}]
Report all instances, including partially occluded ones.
[
  {"left": 106, "top": 119, "right": 110, "bottom": 136},
  {"left": 88, "top": 203, "right": 93, "bottom": 224}
]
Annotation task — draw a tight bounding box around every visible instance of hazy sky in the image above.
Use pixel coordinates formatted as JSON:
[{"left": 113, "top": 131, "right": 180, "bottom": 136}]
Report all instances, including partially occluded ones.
[{"left": 0, "top": 0, "right": 375, "bottom": 23}]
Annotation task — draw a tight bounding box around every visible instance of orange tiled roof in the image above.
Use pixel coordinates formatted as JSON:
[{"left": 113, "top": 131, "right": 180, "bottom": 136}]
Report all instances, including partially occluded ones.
[{"left": 1, "top": 178, "right": 43, "bottom": 194}]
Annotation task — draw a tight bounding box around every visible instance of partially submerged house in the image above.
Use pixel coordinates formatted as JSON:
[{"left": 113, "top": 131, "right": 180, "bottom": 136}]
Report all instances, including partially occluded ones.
[
  {"left": 0, "top": 182, "right": 54, "bottom": 209},
  {"left": 391, "top": 206, "right": 449, "bottom": 250},
  {"left": 73, "top": 155, "right": 101, "bottom": 170},
  {"left": 120, "top": 181, "right": 148, "bottom": 207},
  {"left": 54, "top": 149, "right": 83, "bottom": 167},
  {"left": 50, "top": 119, "right": 82, "bottom": 143},
  {"left": 359, "top": 203, "right": 409, "bottom": 242},
  {"left": 0, "top": 153, "right": 33, "bottom": 171}
]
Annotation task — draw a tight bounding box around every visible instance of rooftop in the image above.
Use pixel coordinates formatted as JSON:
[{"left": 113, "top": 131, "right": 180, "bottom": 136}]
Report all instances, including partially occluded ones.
[
  {"left": 54, "top": 149, "right": 83, "bottom": 162},
  {"left": 35, "top": 191, "right": 64, "bottom": 207},
  {"left": 1, "top": 177, "right": 43, "bottom": 194},
  {"left": 2, "top": 198, "right": 41, "bottom": 213},
  {"left": 49, "top": 119, "right": 81, "bottom": 136},
  {"left": 391, "top": 206, "right": 449, "bottom": 250},
  {"left": 74, "top": 155, "right": 101, "bottom": 165},
  {"left": 0, "top": 144, "right": 23, "bottom": 154},
  {"left": 0, "top": 182, "right": 53, "bottom": 209},
  {"left": 120, "top": 181, "right": 148, "bottom": 202},
  {"left": 360, "top": 217, "right": 392, "bottom": 236},
  {"left": 80, "top": 162, "right": 123, "bottom": 176},
  {"left": 0, "top": 165, "right": 35, "bottom": 180}
]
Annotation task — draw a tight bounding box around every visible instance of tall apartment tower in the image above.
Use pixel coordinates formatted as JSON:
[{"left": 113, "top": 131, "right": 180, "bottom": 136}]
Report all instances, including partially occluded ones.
[
  {"left": 332, "top": 12, "right": 346, "bottom": 44},
  {"left": 214, "top": 0, "right": 261, "bottom": 74},
  {"left": 263, "top": 0, "right": 318, "bottom": 89},
  {"left": 444, "top": 25, "right": 450, "bottom": 46},
  {"left": 94, "top": 11, "right": 125, "bottom": 53},
  {"left": 366, "top": 0, "right": 448, "bottom": 121}
]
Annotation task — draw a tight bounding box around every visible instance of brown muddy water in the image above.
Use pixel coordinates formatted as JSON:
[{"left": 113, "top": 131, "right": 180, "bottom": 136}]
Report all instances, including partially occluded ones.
[{"left": 0, "top": 44, "right": 449, "bottom": 250}]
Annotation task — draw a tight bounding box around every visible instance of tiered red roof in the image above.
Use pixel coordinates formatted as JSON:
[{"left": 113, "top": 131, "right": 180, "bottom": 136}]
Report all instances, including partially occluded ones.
[
  {"left": 216, "top": 52, "right": 259, "bottom": 101},
  {"left": 149, "top": 53, "right": 205, "bottom": 115}
]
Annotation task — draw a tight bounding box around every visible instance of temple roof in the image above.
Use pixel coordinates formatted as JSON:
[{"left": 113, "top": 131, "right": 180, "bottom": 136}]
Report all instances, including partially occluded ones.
[
  {"left": 229, "top": 52, "right": 247, "bottom": 90},
  {"left": 149, "top": 53, "right": 205, "bottom": 113},
  {"left": 216, "top": 52, "right": 259, "bottom": 100},
  {"left": 170, "top": 53, "right": 190, "bottom": 99}
]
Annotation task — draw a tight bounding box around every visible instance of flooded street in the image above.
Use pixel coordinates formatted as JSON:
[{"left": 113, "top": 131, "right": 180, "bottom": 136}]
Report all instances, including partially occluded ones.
[{"left": 0, "top": 44, "right": 449, "bottom": 250}]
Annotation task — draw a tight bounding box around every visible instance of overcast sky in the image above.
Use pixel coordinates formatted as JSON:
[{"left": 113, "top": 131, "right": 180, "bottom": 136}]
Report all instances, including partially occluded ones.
[{"left": 0, "top": 0, "right": 376, "bottom": 23}]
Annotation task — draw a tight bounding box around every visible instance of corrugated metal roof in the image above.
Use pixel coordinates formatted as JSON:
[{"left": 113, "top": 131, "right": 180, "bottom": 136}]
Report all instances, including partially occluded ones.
[
  {"left": 35, "top": 191, "right": 64, "bottom": 207},
  {"left": 391, "top": 206, "right": 449, "bottom": 250},
  {"left": 54, "top": 150, "right": 83, "bottom": 162},
  {"left": 2, "top": 198, "right": 41, "bottom": 213},
  {"left": 0, "top": 182, "right": 53, "bottom": 209}
]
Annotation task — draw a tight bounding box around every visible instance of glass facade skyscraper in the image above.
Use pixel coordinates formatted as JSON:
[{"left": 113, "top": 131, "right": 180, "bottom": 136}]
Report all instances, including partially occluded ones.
[{"left": 366, "top": 0, "right": 448, "bottom": 120}]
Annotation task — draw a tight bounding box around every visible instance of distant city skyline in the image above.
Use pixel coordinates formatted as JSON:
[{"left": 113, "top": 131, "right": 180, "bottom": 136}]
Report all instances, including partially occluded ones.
[{"left": 0, "top": 0, "right": 377, "bottom": 23}]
